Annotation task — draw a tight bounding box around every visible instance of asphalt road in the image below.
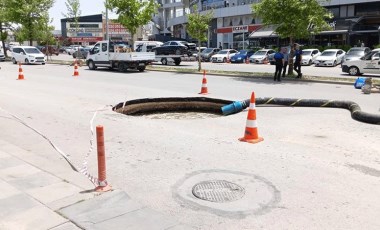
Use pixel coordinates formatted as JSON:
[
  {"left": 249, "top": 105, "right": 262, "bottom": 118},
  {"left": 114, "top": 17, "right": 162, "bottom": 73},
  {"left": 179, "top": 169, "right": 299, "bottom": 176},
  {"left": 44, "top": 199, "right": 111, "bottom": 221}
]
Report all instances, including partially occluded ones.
[{"left": 0, "top": 62, "right": 379, "bottom": 229}]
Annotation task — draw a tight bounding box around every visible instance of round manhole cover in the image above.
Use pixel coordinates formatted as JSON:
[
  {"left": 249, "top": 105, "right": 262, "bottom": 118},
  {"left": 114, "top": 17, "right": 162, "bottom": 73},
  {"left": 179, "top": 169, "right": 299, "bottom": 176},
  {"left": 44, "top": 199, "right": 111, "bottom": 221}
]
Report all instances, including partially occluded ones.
[{"left": 192, "top": 180, "right": 245, "bottom": 203}]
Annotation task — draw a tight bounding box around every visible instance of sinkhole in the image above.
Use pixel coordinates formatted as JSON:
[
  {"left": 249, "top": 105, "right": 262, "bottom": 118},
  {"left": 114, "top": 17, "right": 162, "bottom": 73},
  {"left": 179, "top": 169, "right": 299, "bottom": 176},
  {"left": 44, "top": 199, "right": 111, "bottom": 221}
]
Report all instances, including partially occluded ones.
[{"left": 113, "top": 97, "right": 233, "bottom": 119}]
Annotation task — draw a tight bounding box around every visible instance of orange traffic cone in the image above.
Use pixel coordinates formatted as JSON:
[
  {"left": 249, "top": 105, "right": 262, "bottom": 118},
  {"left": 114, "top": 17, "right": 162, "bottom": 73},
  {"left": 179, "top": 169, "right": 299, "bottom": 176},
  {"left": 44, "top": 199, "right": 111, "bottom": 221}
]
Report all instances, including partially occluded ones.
[
  {"left": 239, "top": 92, "right": 264, "bottom": 144},
  {"left": 199, "top": 70, "right": 208, "bottom": 95},
  {"left": 17, "top": 62, "right": 25, "bottom": 80},
  {"left": 73, "top": 60, "right": 79, "bottom": 76}
]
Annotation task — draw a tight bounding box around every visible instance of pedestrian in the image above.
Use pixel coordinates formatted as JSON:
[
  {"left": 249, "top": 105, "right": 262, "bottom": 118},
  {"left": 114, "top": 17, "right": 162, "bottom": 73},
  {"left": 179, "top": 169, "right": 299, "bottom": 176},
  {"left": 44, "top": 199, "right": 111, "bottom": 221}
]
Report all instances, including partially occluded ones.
[
  {"left": 294, "top": 44, "right": 303, "bottom": 78},
  {"left": 273, "top": 49, "right": 284, "bottom": 82},
  {"left": 282, "top": 47, "right": 289, "bottom": 78},
  {"left": 219, "top": 42, "right": 222, "bottom": 50}
]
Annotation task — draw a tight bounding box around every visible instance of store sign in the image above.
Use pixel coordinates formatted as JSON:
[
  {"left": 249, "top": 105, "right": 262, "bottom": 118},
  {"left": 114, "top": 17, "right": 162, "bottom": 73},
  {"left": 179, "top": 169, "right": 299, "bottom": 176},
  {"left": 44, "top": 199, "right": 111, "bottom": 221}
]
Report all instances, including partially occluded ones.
[
  {"left": 232, "top": 26, "right": 248, "bottom": 33},
  {"left": 71, "top": 37, "right": 103, "bottom": 42}
]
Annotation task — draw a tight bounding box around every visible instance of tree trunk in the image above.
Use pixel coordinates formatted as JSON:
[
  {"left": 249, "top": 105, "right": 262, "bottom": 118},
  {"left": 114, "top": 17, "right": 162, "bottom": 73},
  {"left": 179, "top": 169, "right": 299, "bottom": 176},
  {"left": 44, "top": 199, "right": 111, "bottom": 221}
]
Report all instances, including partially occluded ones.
[
  {"left": 131, "top": 33, "right": 135, "bottom": 52},
  {"left": 198, "top": 39, "right": 202, "bottom": 71},
  {"left": 0, "top": 23, "right": 7, "bottom": 57},
  {"left": 287, "top": 37, "right": 294, "bottom": 75}
]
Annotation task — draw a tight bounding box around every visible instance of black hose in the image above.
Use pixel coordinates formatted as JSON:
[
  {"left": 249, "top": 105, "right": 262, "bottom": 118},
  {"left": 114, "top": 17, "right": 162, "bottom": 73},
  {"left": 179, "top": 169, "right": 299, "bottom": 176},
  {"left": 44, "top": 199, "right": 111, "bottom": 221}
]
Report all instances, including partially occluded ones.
[{"left": 243, "top": 98, "right": 380, "bottom": 125}]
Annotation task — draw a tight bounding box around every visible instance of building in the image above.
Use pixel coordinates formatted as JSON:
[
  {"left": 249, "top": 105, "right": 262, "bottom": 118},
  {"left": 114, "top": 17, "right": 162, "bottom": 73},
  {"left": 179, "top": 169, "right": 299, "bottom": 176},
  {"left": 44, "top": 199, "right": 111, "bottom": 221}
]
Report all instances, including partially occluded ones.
[
  {"left": 156, "top": 0, "right": 380, "bottom": 49},
  {"left": 61, "top": 14, "right": 131, "bottom": 46}
]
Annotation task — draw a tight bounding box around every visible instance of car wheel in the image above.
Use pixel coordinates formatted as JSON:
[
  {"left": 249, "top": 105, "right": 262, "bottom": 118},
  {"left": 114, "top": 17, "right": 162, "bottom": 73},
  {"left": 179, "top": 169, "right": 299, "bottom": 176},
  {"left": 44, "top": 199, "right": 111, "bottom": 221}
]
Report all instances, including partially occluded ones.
[
  {"left": 12, "top": 58, "right": 17, "bottom": 64},
  {"left": 88, "top": 60, "right": 96, "bottom": 70},
  {"left": 223, "top": 57, "right": 227, "bottom": 63},
  {"left": 24, "top": 58, "right": 29, "bottom": 64},
  {"left": 333, "top": 60, "right": 337, "bottom": 67},
  {"left": 308, "top": 60, "right": 312, "bottom": 66},
  {"left": 348, "top": 66, "right": 360, "bottom": 76},
  {"left": 161, "top": 58, "right": 168, "bottom": 65},
  {"left": 138, "top": 66, "right": 146, "bottom": 72}
]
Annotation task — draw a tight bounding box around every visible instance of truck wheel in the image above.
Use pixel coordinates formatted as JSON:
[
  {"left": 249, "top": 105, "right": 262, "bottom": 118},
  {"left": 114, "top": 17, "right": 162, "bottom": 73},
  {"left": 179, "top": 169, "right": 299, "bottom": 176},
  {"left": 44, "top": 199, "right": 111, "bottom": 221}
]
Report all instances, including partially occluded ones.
[
  {"left": 348, "top": 66, "right": 359, "bottom": 76},
  {"left": 88, "top": 60, "right": 97, "bottom": 70},
  {"left": 138, "top": 66, "right": 146, "bottom": 72},
  {"left": 118, "top": 62, "right": 127, "bottom": 72},
  {"left": 161, "top": 58, "right": 168, "bottom": 65}
]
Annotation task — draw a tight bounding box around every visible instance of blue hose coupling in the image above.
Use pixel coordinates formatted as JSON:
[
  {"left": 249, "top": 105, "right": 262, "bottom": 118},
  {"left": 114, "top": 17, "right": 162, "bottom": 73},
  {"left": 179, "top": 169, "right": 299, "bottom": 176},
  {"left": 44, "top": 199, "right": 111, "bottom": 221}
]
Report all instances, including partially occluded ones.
[{"left": 221, "top": 101, "right": 246, "bottom": 115}]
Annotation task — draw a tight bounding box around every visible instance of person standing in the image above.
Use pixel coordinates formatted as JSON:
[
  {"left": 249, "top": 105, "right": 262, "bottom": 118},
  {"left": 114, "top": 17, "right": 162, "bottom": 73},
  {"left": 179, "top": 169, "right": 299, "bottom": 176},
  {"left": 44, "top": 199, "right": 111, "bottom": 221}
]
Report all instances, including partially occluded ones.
[
  {"left": 273, "top": 49, "right": 284, "bottom": 82},
  {"left": 294, "top": 44, "right": 303, "bottom": 78},
  {"left": 219, "top": 42, "right": 223, "bottom": 50},
  {"left": 282, "top": 47, "right": 289, "bottom": 78}
]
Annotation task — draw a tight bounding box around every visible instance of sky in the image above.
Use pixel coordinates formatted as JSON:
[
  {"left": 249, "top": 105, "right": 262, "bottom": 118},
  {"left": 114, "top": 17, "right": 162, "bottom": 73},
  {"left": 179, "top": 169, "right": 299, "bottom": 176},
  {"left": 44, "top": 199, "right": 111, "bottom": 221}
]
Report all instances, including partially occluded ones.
[{"left": 49, "top": 0, "right": 116, "bottom": 30}]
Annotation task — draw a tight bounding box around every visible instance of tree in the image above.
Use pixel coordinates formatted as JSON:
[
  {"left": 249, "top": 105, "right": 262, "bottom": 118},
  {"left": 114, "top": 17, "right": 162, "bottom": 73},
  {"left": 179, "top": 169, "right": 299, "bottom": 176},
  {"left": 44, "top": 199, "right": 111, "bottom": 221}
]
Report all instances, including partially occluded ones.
[
  {"left": 62, "top": 0, "right": 81, "bottom": 38},
  {"left": 252, "top": 0, "right": 332, "bottom": 74},
  {"left": 4, "top": 0, "right": 54, "bottom": 46},
  {"left": 187, "top": 6, "right": 213, "bottom": 71},
  {"left": 38, "top": 13, "right": 55, "bottom": 60},
  {"left": 0, "top": 0, "right": 10, "bottom": 56},
  {"left": 107, "top": 0, "right": 157, "bottom": 48}
]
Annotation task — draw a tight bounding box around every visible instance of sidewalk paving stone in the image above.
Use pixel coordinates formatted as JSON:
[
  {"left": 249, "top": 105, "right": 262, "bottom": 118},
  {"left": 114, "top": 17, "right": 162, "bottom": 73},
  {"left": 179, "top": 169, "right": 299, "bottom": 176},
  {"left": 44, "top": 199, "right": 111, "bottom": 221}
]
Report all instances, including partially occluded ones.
[
  {"left": 50, "top": 222, "right": 82, "bottom": 230},
  {"left": 26, "top": 181, "right": 82, "bottom": 204}
]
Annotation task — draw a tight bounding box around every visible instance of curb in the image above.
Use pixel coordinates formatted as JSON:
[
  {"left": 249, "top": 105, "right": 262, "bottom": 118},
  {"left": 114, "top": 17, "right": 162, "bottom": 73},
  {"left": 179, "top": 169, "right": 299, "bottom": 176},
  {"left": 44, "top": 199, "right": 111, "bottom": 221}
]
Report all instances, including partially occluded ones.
[{"left": 44, "top": 59, "right": 372, "bottom": 86}]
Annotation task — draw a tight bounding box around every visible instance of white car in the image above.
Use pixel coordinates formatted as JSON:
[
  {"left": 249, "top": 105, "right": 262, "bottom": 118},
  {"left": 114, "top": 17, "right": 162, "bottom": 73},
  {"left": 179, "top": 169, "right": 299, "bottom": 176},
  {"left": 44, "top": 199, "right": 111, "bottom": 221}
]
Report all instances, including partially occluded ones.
[
  {"left": 249, "top": 49, "right": 275, "bottom": 64},
  {"left": 211, "top": 49, "right": 238, "bottom": 63},
  {"left": 11, "top": 46, "right": 46, "bottom": 65},
  {"left": 314, "top": 49, "right": 346, "bottom": 67},
  {"left": 342, "top": 51, "right": 380, "bottom": 76},
  {"left": 300, "top": 49, "right": 321, "bottom": 65},
  {"left": 66, "top": 45, "right": 82, "bottom": 55}
]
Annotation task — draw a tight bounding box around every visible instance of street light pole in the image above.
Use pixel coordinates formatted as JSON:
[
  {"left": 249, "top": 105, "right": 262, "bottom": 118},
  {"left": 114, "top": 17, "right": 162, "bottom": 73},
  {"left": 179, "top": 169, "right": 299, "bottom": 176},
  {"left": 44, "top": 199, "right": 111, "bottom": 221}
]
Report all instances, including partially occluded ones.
[{"left": 105, "top": 0, "right": 109, "bottom": 40}]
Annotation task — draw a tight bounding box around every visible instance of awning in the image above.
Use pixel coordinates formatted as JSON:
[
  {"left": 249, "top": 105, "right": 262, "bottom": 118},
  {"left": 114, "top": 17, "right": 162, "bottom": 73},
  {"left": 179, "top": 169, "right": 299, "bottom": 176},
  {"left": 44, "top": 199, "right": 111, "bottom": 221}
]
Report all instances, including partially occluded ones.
[
  {"left": 249, "top": 26, "right": 278, "bottom": 38},
  {"left": 318, "top": 30, "right": 348, "bottom": 35}
]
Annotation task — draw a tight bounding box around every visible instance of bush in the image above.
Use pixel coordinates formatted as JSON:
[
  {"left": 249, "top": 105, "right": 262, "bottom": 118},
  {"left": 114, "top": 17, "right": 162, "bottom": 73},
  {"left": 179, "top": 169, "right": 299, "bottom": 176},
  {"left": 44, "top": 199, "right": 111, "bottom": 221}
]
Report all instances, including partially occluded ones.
[{"left": 375, "top": 44, "right": 380, "bottom": 49}]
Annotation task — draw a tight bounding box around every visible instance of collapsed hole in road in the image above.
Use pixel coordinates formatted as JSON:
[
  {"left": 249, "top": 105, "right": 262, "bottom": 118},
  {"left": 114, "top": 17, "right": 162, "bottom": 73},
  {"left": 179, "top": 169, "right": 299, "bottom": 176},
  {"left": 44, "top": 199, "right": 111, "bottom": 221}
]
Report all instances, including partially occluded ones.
[{"left": 113, "top": 97, "right": 233, "bottom": 119}]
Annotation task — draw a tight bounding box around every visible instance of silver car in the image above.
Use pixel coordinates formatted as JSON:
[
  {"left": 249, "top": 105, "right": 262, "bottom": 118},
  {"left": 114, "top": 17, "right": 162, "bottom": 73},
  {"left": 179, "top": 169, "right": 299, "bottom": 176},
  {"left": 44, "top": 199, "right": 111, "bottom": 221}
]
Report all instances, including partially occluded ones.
[
  {"left": 249, "top": 49, "right": 275, "bottom": 64},
  {"left": 342, "top": 47, "right": 371, "bottom": 64},
  {"left": 0, "top": 51, "right": 5, "bottom": 61}
]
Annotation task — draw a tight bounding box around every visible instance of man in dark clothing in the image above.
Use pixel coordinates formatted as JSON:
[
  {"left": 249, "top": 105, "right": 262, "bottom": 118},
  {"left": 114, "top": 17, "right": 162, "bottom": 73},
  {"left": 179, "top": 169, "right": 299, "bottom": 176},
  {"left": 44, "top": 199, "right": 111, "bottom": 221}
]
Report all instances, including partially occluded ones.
[
  {"left": 282, "top": 47, "right": 289, "bottom": 78},
  {"left": 294, "top": 44, "right": 303, "bottom": 78},
  {"left": 273, "top": 50, "right": 284, "bottom": 82}
]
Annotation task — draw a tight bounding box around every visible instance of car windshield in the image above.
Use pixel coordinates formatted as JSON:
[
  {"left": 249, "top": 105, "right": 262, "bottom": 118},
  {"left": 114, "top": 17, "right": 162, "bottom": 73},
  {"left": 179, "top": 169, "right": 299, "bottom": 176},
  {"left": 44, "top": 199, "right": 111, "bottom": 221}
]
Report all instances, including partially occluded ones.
[
  {"left": 25, "top": 48, "right": 40, "bottom": 54},
  {"left": 218, "top": 50, "right": 228, "bottom": 54},
  {"left": 347, "top": 49, "right": 364, "bottom": 56},
  {"left": 302, "top": 51, "right": 312, "bottom": 56},
  {"left": 238, "top": 50, "right": 247, "bottom": 55},
  {"left": 202, "top": 48, "right": 214, "bottom": 53},
  {"left": 254, "top": 51, "right": 267, "bottom": 55},
  {"left": 321, "top": 51, "right": 336, "bottom": 56}
]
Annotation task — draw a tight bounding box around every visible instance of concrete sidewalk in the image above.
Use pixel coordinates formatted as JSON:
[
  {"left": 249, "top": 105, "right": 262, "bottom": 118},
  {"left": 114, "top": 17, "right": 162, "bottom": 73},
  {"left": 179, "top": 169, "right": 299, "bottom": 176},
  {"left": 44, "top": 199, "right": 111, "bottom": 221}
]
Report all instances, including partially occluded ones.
[{"left": 0, "top": 140, "right": 192, "bottom": 230}]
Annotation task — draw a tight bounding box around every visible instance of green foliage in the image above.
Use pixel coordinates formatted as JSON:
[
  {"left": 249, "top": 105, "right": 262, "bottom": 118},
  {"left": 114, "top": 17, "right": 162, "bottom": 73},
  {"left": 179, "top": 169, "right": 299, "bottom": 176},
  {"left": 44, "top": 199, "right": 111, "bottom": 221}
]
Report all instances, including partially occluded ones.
[
  {"left": 107, "top": 0, "right": 158, "bottom": 43},
  {"left": 252, "top": 0, "right": 333, "bottom": 41},
  {"left": 187, "top": 6, "right": 213, "bottom": 42},
  {"left": 4, "top": 0, "right": 54, "bottom": 45},
  {"left": 187, "top": 6, "right": 213, "bottom": 71},
  {"left": 375, "top": 44, "right": 380, "bottom": 49},
  {"left": 62, "top": 0, "right": 81, "bottom": 31}
]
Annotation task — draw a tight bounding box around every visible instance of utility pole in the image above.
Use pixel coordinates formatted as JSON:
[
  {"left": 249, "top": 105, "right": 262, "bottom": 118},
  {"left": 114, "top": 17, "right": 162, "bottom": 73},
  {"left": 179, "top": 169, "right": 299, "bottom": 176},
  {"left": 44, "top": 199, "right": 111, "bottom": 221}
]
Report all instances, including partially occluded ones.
[{"left": 105, "top": 0, "right": 109, "bottom": 40}]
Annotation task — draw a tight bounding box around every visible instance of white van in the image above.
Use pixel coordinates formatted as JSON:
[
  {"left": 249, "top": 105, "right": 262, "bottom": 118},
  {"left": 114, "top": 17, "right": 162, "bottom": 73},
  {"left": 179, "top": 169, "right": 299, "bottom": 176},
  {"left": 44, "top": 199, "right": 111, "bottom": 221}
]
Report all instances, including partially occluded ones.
[{"left": 11, "top": 46, "right": 46, "bottom": 65}]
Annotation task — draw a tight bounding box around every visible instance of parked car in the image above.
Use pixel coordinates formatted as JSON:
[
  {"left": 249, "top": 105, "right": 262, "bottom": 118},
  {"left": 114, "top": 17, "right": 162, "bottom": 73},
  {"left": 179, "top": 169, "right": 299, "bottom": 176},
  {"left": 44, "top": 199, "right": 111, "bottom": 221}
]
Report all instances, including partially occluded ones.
[
  {"left": 314, "top": 49, "right": 346, "bottom": 67},
  {"left": 0, "top": 51, "right": 5, "bottom": 61},
  {"left": 59, "top": 46, "right": 68, "bottom": 53},
  {"left": 250, "top": 49, "right": 275, "bottom": 64},
  {"left": 41, "top": 46, "right": 59, "bottom": 56},
  {"left": 151, "top": 41, "right": 190, "bottom": 56},
  {"left": 11, "top": 46, "right": 46, "bottom": 65},
  {"left": 192, "top": 47, "right": 207, "bottom": 59},
  {"left": 268, "top": 47, "right": 291, "bottom": 65},
  {"left": 199, "top": 48, "right": 220, "bottom": 62},
  {"left": 66, "top": 45, "right": 82, "bottom": 55},
  {"left": 230, "top": 50, "right": 255, "bottom": 63},
  {"left": 211, "top": 49, "right": 238, "bottom": 63},
  {"left": 341, "top": 47, "right": 371, "bottom": 64},
  {"left": 72, "top": 47, "right": 91, "bottom": 59},
  {"left": 342, "top": 50, "right": 380, "bottom": 76},
  {"left": 299, "top": 49, "right": 321, "bottom": 65}
]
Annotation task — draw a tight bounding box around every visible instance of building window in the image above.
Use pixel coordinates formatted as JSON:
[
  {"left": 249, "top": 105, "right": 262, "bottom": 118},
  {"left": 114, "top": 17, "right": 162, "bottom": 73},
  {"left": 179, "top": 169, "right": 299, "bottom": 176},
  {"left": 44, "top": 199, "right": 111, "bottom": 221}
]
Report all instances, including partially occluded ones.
[
  {"left": 328, "top": 7, "right": 339, "bottom": 18},
  {"left": 347, "top": 5, "right": 355, "bottom": 17},
  {"left": 340, "top": 5, "right": 347, "bottom": 18}
]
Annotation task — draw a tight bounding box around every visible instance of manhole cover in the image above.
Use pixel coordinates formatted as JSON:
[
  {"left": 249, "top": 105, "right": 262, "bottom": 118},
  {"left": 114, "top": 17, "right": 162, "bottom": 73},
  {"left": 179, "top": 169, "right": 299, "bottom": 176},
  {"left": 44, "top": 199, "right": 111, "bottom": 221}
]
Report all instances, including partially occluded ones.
[{"left": 192, "top": 180, "right": 245, "bottom": 203}]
